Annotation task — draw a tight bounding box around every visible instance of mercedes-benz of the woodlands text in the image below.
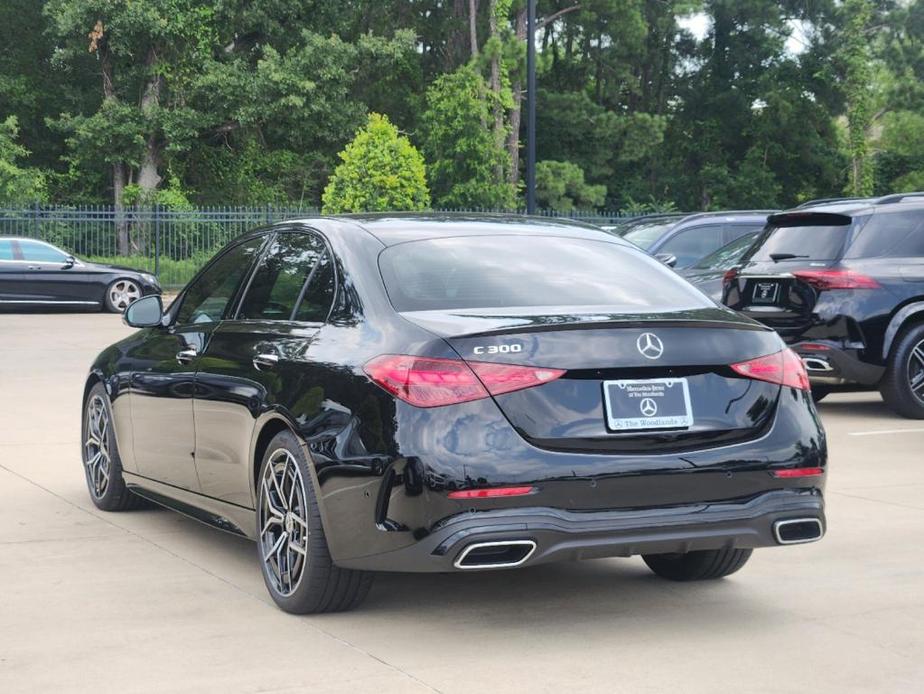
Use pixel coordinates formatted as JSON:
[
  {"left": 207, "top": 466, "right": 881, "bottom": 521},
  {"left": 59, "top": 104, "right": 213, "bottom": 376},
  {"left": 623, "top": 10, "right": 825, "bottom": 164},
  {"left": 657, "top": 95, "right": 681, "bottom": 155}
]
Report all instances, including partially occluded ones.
[{"left": 82, "top": 215, "right": 827, "bottom": 613}]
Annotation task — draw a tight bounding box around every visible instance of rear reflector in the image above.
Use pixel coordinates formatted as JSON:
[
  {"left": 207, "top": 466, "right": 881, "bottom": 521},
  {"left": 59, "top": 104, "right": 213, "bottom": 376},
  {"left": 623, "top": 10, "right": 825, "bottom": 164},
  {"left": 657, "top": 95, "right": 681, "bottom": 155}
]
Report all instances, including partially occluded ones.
[
  {"left": 363, "top": 355, "right": 564, "bottom": 408},
  {"left": 731, "top": 348, "right": 810, "bottom": 391},
  {"left": 772, "top": 467, "right": 824, "bottom": 478},
  {"left": 792, "top": 269, "right": 880, "bottom": 290},
  {"left": 448, "top": 486, "right": 536, "bottom": 499}
]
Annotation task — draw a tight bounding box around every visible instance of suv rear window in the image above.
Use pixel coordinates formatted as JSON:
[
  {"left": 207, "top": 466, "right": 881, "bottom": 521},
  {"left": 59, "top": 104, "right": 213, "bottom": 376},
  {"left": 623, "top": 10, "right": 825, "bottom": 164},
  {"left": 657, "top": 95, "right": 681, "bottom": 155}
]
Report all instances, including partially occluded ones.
[
  {"left": 748, "top": 219, "right": 852, "bottom": 263},
  {"left": 845, "top": 210, "right": 924, "bottom": 258},
  {"left": 378, "top": 235, "right": 710, "bottom": 312}
]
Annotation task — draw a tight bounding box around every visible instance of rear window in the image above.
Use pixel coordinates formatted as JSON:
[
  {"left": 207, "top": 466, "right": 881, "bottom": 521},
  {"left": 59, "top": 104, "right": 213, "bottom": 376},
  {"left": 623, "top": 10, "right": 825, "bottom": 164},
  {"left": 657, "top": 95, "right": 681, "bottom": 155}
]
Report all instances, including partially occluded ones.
[
  {"left": 845, "top": 211, "right": 924, "bottom": 258},
  {"left": 378, "top": 235, "right": 710, "bottom": 312},
  {"left": 622, "top": 221, "right": 677, "bottom": 249},
  {"left": 748, "top": 222, "right": 851, "bottom": 263}
]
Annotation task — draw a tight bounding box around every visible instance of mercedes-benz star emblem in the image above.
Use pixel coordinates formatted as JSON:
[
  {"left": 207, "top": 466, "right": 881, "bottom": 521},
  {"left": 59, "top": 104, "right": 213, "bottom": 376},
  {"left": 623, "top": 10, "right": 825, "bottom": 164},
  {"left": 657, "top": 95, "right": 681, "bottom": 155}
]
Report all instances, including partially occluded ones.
[
  {"left": 640, "top": 398, "right": 658, "bottom": 417},
  {"left": 637, "top": 332, "right": 664, "bottom": 360}
]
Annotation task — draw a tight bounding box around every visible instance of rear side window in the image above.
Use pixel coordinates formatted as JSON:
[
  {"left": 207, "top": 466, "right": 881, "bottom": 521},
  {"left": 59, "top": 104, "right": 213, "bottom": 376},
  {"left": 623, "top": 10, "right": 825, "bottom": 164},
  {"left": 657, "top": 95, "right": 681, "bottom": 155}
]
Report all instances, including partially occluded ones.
[
  {"left": 749, "top": 222, "right": 851, "bottom": 262},
  {"left": 294, "top": 251, "right": 335, "bottom": 322},
  {"left": 378, "top": 235, "right": 709, "bottom": 312},
  {"left": 845, "top": 211, "right": 924, "bottom": 258},
  {"left": 0, "top": 240, "right": 13, "bottom": 260},
  {"left": 238, "top": 232, "right": 327, "bottom": 320}
]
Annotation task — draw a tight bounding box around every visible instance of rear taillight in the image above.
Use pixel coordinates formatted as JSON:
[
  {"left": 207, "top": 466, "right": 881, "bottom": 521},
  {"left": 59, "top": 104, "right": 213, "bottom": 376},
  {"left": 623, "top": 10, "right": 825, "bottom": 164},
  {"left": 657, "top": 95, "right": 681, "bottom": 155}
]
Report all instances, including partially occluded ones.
[
  {"left": 722, "top": 268, "right": 739, "bottom": 286},
  {"left": 363, "top": 355, "right": 565, "bottom": 408},
  {"left": 792, "top": 269, "right": 880, "bottom": 290},
  {"left": 730, "top": 348, "right": 810, "bottom": 391}
]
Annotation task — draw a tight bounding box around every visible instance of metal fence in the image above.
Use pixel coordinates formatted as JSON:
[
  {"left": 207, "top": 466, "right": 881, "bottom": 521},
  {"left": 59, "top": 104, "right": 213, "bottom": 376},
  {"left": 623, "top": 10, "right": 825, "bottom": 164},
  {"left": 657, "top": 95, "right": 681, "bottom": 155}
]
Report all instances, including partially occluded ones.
[{"left": 0, "top": 204, "right": 640, "bottom": 289}]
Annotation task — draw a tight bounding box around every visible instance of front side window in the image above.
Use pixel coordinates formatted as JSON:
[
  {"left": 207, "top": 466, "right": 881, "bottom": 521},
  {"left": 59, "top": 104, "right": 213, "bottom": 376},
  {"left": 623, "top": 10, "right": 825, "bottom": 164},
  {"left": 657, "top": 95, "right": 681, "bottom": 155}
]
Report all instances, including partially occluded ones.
[
  {"left": 622, "top": 221, "right": 677, "bottom": 249},
  {"left": 176, "top": 236, "right": 265, "bottom": 325},
  {"left": 379, "top": 235, "right": 709, "bottom": 312},
  {"left": 18, "top": 240, "right": 68, "bottom": 263},
  {"left": 658, "top": 225, "right": 724, "bottom": 267},
  {"left": 237, "top": 232, "right": 328, "bottom": 321}
]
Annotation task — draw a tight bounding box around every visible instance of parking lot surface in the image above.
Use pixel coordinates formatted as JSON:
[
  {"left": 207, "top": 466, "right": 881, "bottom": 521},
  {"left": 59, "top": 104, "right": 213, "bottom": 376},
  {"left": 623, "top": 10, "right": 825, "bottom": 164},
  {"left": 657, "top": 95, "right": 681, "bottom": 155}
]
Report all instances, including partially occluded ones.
[{"left": 1, "top": 312, "right": 923, "bottom": 693}]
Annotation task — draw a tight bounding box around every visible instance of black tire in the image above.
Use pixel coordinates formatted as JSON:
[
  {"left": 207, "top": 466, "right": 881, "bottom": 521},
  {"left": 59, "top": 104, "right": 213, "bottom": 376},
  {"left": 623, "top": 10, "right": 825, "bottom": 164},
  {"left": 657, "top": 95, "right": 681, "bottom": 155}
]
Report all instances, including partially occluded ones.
[
  {"left": 256, "top": 430, "right": 374, "bottom": 614},
  {"left": 810, "top": 386, "right": 831, "bottom": 403},
  {"left": 104, "top": 278, "right": 142, "bottom": 313},
  {"left": 81, "top": 383, "right": 143, "bottom": 511},
  {"left": 642, "top": 547, "right": 753, "bottom": 581},
  {"left": 880, "top": 322, "right": 924, "bottom": 419}
]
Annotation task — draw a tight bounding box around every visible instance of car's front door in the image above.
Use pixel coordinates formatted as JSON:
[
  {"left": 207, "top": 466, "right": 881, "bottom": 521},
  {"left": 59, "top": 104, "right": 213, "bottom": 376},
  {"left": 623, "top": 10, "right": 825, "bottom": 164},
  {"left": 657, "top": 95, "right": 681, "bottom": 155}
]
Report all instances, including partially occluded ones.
[
  {"left": 12, "top": 240, "right": 98, "bottom": 306},
  {"left": 193, "top": 230, "right": 335, "bottom": 506},
  {"left": 129, "top": 235, "right": 267, "bottom": 491},
  {"left": 0, "top": 239, "right": 23, "bottom": 303}
]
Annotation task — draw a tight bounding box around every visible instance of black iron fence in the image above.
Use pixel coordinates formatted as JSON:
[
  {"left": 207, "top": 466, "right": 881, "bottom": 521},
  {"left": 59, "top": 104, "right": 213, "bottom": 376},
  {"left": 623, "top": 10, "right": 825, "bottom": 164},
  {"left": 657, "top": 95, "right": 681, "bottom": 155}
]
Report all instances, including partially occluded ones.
[{"left": 0, "top": 204, "right": 638, "bottom": 289}]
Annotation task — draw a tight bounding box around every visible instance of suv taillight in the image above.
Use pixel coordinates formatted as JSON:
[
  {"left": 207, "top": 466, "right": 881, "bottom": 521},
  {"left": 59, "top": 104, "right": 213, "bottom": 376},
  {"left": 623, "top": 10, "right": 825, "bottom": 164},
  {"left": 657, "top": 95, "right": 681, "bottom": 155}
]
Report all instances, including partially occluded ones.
[
  {"left": 730, "top": 348, "right": 810, "bottom": 391},
  {"left": 363, "top": 355, "right": 565, "bottom": 408},
  {"left": 722, "top": 268, "right": 739, "bottom": 286},
  {"left": 792, "top": 269, "right": 880, "bottom": 290}
]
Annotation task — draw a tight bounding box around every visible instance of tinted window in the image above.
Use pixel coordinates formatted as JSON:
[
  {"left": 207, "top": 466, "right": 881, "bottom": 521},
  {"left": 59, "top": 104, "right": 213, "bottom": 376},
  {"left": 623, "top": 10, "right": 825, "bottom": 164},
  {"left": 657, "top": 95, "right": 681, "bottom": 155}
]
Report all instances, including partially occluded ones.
[
  {"left": 846, "top": 211, "right": 924, "bottom": 258},
  {"left": 725, "top": 223, "right": 766, "bottom": 243},
  {"left": 622, "top": 221, "right": 677, "bottom": 249},
  {"left": 176, "top": 237, "right": 264, "bottom": 325},
  {"left": 238, "top": 233, "right": 326, "bottom": 320},
  {"left": 749, "top": 223, "right": 850, "bottom": 262},
  {"left": 658, "top": 225, "right": 724, "bottom": 267},
  {"left": 0, "top": 240, "right": 12, "bottom": 260},
  {"left": 378, "top": 236, "right": 709, "bottom": 312},
  {"left": 294, "top": 251, "right": 335, "bottom": 322},
  {"left": 19, "top": 240, "right": 67, "bottom": 262},
  {"left": 691, "top": 232, "right": 759, "bottom": 270}
]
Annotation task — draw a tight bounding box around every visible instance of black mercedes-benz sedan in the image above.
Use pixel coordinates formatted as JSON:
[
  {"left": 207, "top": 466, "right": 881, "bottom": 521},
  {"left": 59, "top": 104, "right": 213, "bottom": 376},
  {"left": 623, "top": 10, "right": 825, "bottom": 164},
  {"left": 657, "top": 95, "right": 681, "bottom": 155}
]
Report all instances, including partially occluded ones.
[
  {"left": 0, "top": 237, "right": 161, "bottom": 312},
  {"left": 82, "top": 215, "right": 827, "bottom": 613}
]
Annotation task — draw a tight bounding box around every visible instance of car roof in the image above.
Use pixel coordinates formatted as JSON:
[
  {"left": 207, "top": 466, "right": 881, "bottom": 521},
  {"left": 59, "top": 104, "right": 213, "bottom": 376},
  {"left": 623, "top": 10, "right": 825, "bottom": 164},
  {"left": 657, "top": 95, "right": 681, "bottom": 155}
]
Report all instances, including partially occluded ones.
[
  {"left": 788, "top": 193, "right": 924, "bottom": 217},
  {"left": 281, "top": 212, "right": 628, "bottom": 247}
]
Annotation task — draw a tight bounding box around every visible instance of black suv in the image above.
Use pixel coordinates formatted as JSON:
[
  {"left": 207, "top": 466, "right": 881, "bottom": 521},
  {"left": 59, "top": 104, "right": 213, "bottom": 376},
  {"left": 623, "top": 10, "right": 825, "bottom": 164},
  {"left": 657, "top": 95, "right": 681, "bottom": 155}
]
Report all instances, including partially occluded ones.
[{"left": 723, "top": 194, "right": 924, "bottom": 417}]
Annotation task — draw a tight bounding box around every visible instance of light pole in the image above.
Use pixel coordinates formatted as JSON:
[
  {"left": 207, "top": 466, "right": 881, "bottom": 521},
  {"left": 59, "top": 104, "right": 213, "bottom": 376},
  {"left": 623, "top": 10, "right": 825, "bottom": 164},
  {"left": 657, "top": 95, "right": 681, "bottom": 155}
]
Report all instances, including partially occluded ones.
[{"left": 525, "top": 0, "right": 537, "bottom": 215}]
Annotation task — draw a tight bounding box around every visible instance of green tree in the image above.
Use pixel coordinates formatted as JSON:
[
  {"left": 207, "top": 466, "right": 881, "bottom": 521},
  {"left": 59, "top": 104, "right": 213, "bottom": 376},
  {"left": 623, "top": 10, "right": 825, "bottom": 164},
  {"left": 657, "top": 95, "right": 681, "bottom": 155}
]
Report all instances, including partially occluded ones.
[
  {"left": 837, "top": 0, "right": 876, "bottom": 196},
  {"left": 322, "top": 113, "right": 429, "bottom": 213},
  {"left": 535, "top": 160, "right": 606, "bottom": 211},
  {"left": 420, "top": 63, "right": 516, "bottom": 208},
  {"left": 0, "top": 116, "right": 46, "bottom": 203}
]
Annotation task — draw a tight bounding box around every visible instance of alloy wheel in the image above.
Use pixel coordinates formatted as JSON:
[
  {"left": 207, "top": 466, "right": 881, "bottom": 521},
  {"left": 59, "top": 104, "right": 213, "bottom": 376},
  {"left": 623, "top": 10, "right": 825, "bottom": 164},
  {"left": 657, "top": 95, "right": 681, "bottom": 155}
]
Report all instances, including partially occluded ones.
[
  {"left": 258, "top": 448, "right": 310, "bottom": 597},
  {"left": 109, "top": 280, "right": 141, "bottom": 311},
  {"left": 909, "top": 338, "right": 924, "bottom": 405},
  {"left": 84, "top": 395, "right": 111, "bottom": 499}
]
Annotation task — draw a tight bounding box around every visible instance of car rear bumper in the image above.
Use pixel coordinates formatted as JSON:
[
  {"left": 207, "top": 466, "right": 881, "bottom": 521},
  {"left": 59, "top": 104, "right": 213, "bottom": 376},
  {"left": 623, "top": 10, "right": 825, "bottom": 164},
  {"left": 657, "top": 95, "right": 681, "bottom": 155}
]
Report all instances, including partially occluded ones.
[
  {"left": 335, "top": 488, "right": 825, "bottom": 572},
  {"left": 793, "top": 341, "right": 884, "bottom": 387}
]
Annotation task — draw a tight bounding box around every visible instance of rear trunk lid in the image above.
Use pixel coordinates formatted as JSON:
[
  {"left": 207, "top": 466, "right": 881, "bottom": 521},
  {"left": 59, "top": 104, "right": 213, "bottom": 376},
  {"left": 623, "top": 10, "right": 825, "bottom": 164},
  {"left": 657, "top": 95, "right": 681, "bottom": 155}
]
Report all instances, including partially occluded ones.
[
  {"left": 403, "top": 307, "right": 785, "bottom": 453},
  {"left": 723, "top": 211, "right": 856, "bottom": 335}
]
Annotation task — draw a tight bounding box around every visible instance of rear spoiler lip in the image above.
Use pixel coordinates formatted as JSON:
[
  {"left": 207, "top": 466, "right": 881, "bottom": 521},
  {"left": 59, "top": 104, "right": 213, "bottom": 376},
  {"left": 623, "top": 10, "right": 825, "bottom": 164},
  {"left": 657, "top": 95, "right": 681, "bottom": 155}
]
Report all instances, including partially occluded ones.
[
  {"left": 450, "top": 319, "right": 771, "bottom": 339},
  {"left": 768, "top": 211, "right": 853, "bottom": 227}
]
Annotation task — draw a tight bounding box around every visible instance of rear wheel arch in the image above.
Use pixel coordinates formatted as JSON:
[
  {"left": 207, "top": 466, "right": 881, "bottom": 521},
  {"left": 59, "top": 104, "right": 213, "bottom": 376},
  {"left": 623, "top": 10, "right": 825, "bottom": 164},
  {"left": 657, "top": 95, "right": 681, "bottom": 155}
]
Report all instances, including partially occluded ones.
[
  {"left": 251, "top": 417, "right": 293, "bottom": 500},
  {"left": 883, "top": 300, "right": 924, "bottom": 360}
]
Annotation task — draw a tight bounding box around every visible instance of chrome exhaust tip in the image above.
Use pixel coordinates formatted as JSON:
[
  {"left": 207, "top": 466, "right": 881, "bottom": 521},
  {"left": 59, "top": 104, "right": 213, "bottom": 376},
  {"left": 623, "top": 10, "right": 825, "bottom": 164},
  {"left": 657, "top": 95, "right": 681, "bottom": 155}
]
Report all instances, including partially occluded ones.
[
  {"left": 802, "top": 357, "right": 834, "bottom": 372},
  {"left": 774, "top": 518, "right": 824, "bottom": 545},
  {"left": 454, "top": 540, "right": 537, "bottom": 569}
]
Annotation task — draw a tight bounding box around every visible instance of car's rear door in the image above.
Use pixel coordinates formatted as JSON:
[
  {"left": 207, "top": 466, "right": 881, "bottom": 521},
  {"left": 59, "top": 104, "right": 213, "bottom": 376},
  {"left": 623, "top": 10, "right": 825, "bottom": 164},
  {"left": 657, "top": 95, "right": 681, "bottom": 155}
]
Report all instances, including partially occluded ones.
[
  {"left": 0, "top": 239, "right": 25, "bottom": 303},
  {"left": 128, "top": 234, "right": 267, "bottom": 491},
  {"left": 192, "top": 229, "right": 336, "bottom": 506}
]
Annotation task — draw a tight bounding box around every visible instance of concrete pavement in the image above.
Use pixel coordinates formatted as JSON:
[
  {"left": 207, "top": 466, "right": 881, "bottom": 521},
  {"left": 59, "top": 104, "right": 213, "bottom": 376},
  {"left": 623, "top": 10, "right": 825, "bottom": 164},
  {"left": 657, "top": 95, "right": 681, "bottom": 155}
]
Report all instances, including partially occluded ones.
[{"left": 1, "top": 312, "right": 922, "bottom": 693}]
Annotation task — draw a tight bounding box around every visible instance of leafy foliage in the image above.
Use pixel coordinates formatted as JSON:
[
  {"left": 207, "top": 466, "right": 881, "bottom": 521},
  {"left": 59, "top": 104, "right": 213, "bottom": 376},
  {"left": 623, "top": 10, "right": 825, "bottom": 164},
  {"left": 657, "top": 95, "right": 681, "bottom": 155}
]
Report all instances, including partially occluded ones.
[
  {"left": 322, "top": 114, "right": 429, "bottom": 214},
  {"left": 420, "top": 64, "right": 516, "bottom": 208},
  {"left": 0, "top": 117, "right": 46, "bottom": 203},
  {"left": 535, "top": 161, "right": 606, "bottom": 211}
]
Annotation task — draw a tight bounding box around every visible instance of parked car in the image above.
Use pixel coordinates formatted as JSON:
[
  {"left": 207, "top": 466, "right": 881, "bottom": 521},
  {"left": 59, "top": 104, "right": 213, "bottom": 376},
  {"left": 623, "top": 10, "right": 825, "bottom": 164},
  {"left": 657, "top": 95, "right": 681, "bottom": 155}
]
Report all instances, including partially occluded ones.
[
  {"left": 681, "top": 231, "right": 762, "bottom": 300},
  {"left": 0, "top": 237, "right": 160, "bottom": 312},
  {"left": 599, "top": 213, "right": 687, "bottom": 237},
  {"left": 621, "top": 211, "right": 774, "bottom": 268},
  {"left": 83, "top": 214, "right": 827, "bottom": 614},
  {"left": 723, "top": 193, "right": 924, "bottom": 417}
]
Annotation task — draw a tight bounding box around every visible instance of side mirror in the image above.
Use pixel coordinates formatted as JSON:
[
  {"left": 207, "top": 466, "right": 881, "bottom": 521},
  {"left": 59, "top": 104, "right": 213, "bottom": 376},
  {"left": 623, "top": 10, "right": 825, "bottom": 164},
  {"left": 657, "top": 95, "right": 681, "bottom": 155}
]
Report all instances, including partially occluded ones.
[
  {"left": 655, "top": 253, "right": 678, "bottom": 268},
  {"left": 124, "top": 294, "right": 164, "bottom": 328},
  {"left": 63, "top": 255, "right": 76, "bottom": 268}
]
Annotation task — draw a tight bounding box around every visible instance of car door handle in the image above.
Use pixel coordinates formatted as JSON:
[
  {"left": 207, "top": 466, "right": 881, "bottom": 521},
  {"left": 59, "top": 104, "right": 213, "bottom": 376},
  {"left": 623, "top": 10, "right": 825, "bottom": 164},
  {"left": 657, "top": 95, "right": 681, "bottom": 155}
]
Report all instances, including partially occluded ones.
[
  {"left": 253, "top": 353, "right": 279, "bottom": 370},
  {"left": 27, "top": 265, "right": 40, "bottom": 270},
  {"left": 176, "top": 348, "right": 198, "bottom": 365}
]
